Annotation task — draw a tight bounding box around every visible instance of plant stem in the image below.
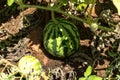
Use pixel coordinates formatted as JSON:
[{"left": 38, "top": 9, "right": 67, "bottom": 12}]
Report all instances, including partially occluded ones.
[
  {"left": 51, "top": 11, "right": 57, "bottom": 23},
  {"left": 21, "top": 4, "right": 114, "bottom": 31},
  {"left": 21, "top": 4, "right": 87, "bottom": 23},
  {"left": 98, "top": 25, "right": 114, "bottom": 31},
  {"left": 110, "top": 57, "right": 120, "bottom": 66}
]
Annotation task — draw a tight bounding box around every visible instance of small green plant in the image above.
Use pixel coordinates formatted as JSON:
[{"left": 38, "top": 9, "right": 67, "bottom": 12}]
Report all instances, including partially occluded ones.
[
  {"left": 106, "top": 51, "right": 120, "bottom": 79},
  {"left": 7, "top": 0, "right": 23, "bottom": 6},
  {"left": 7, "top": 0, "right": 14, "bottom": 6},
  {"left": 78, "top": 66, "right": 102, "bottom": 80}
]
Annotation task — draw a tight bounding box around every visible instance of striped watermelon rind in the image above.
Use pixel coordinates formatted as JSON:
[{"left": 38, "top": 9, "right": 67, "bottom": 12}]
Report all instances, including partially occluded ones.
[
  {"left": 43, "top": 18, "right": 80, "bottom": 58},
  {"left": 18, "top": 55, "right": 42, "bottom": 76}
]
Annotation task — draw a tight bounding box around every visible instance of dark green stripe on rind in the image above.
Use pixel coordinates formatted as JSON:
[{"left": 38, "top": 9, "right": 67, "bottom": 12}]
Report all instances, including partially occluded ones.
[
  {"left": 43, "top": 18, "right": 80, "bottom": 57},
  {"left": 43, "top": 23, "right": 54, "bottom": 54},
  {"left": 52, "top": 28, "right": 57, "bottom": 55},
  {"left": 60, "top": 23, "right": 78, "bottom": 56},
  {"left": 60, "top": 20, "right": 79, "bottom": 48}
]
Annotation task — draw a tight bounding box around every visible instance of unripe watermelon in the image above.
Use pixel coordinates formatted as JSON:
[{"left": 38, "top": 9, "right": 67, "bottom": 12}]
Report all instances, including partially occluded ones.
[
  {"left": 43, "top": 18, "right": 80, "bottom": 58},
  {"left": 18, "top": 55, "right": 42, "bottom": 76}
]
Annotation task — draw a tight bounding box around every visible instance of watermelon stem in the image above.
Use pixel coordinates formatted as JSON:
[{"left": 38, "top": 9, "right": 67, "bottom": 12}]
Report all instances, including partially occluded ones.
[{"left": 51, "top": 11, "right": 57, "bottom": 23}]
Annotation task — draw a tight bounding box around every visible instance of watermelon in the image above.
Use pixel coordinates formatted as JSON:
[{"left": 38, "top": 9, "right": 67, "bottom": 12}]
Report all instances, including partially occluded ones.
[
  {"left": 43, "top": 18, "right": 80, "bottom": 58},
  {"left": 18, "top": 55, "right": 42, "bottom": 76}
]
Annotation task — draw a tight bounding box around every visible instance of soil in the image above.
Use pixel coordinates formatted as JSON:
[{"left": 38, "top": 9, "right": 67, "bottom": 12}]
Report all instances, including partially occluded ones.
[{"left": 0, "top": 0, "right": 120, "bottom": 80}]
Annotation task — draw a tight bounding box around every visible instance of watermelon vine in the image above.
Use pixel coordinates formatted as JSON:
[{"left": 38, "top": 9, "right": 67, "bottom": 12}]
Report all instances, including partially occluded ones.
[{"left": 51, "top": 11, "right": 58, "bottom": 23}]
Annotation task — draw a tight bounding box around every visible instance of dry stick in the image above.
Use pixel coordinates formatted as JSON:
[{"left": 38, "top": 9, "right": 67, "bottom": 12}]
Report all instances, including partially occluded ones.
[
  {"left": 0, "top": 58, "right": 19, "bottom": 70},
  {"left": 0, "top": 58, "right": 21, "bottom": 79}
]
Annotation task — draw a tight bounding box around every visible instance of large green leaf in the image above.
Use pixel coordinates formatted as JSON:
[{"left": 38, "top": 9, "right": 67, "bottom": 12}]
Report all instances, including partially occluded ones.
[
  {"left": 87, "top": 75, "right": 102, "bottom": 80},
  {"left": 112, "top": 0, "right": 120, "bottom": 15},
  {"left": 84, "top": 66, "right": 92, "bottom": 77},
  {"left": 78, "top": 77, "right": 86, "bottom": 80},
  {"left": 7, "top": 0, "right": 14, "bottom": 6}
]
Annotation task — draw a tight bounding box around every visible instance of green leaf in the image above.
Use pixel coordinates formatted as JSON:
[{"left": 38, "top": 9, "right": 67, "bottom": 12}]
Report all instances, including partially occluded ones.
[
  {"left": 76, "top": 3, "right": 87, "bottom": 11},
  {"left": 84, "top": 66, "right": 92, "bottom": 77},
  {"left": 112, "top": 0, "right": 120, "bottom": 15},
  {"left": 61, "top": 0, "right": 68, "bottom": 4},
  {"left": 108, "top": 51, "right": 117, "bottom": 58},
  {"left": 78, "top": 77, "right": 86, "bottom": 80},
  {"left": 60, "top": 0, "right": 68, "bottom": 6},
  {"left": 15, "top": 0, "right": 24, "bottom": 6},
  {"left": 116, "top": 75, "right": 120, "bottom": 79},
  {"left": 74, "top": 0, "right": 80, "bottom": 3},
  {"left": 7, "top": 75, "right": 16, "bottom": 80},
  {"left": 84, "top": 0, "right": 93, "bottom": 4},
  {"left": 7, "top": 0, "right": 14, "bottom": 6},
  {"left": 0, "top": 73, "right": 15, "bottom": 80},
  {"left": 87, "top": 75, "right": 102, "bottom": 80}
]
